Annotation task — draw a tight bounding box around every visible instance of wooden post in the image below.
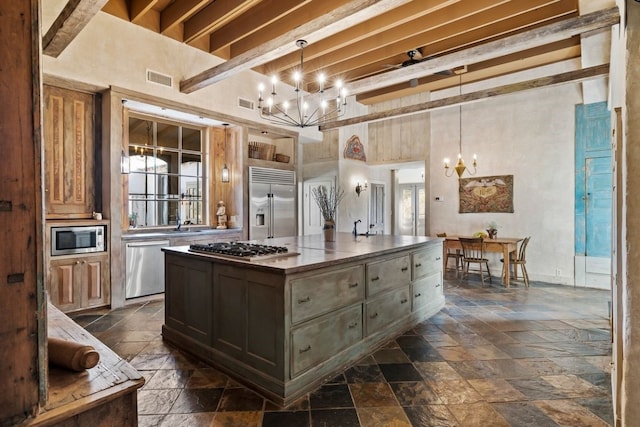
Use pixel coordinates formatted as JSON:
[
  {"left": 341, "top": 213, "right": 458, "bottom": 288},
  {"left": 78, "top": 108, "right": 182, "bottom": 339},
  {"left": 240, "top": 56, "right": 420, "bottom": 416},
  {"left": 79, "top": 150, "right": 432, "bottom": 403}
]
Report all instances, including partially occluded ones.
[{"left": 0, "top": 0, "right": 44, "bottom": 423}]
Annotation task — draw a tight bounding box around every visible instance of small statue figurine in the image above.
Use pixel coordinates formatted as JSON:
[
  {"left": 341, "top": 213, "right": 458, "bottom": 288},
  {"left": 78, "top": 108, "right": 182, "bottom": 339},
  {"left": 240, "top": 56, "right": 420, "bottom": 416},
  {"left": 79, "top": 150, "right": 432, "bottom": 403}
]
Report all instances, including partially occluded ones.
[{"left": 216, "top": 200, "right": 227, "bottom": 229}]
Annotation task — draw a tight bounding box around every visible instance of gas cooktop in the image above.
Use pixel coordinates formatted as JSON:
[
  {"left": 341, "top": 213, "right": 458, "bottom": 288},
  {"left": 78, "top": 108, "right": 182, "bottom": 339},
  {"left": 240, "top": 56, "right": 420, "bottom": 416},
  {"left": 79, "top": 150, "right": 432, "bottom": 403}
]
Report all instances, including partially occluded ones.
[{"left": 188, "top": 242, "right": 298, "bottom": 261}]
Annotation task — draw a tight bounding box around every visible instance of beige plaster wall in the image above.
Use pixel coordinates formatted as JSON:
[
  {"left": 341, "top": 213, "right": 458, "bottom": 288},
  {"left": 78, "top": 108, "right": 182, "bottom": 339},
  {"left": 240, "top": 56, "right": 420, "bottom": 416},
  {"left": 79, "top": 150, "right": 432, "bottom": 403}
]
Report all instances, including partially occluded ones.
[
  {"left": 429, "top": 60, "right": 584, "bottom": 285},
  {"left": 41, "top": 5, "right": 324, "bottom": 142}
]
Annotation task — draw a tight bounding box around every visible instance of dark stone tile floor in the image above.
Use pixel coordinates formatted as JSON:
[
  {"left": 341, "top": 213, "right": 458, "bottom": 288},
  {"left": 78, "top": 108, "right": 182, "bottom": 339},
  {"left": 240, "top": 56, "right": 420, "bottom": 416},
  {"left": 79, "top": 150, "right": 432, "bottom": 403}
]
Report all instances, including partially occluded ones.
[{"left": 71, "top": 274, "right": 613, "bottom": 426}]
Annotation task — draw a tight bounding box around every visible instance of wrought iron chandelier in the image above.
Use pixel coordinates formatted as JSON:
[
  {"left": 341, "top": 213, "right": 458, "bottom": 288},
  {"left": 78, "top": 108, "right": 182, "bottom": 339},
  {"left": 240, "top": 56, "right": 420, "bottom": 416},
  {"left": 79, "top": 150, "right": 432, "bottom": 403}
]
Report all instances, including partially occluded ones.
[
  {"left": 444, "top": 75, "right": 477, "bottom": 178},
  {"left": 257, "top": 40, "right": 347, "bottom": 128}
]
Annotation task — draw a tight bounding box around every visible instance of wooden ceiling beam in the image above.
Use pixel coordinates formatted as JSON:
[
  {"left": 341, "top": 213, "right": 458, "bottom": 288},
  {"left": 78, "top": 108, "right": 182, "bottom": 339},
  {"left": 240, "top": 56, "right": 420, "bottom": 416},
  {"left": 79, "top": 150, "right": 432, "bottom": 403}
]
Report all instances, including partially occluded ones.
[
  {"left": 303, "top": 0, "right": 568, "bottom": 83},
  {"left": 357, "top": 37, "right": 581, "bottom": 104},
  {"left": 338, "top": 0, "right": 576, "bottom": 85},
  {"left": 258, "top": 0, "right": 460, "bottom": 74},
  {"left": 289, "top": 0, "right": 513, "bottom": 74},
  {"left": 183, "top": 0, "right": 259, "bottom": 44},
  {"left": 208, "top": 0, "right": 312, "bottom": 54},
  {"left": 160, "top": 0, "right": 210, "bottom": 34},
  {"left": 228, "top": 0, "right": 349, "bottom": 57},
  {"left": 180, "top": 0, "right": 415, "bottom": 93},
  {"left": 310, "top": 5, "right": 617, "bottom": 104},
  {"left": 43, "top": 0, "right": 111, "bottom": 57},
  {"left": 320, "top": 64, "right": 608, "bottom": 130},
  {"left": 130, "top": 0, "right": 158, "bottom": 24}
]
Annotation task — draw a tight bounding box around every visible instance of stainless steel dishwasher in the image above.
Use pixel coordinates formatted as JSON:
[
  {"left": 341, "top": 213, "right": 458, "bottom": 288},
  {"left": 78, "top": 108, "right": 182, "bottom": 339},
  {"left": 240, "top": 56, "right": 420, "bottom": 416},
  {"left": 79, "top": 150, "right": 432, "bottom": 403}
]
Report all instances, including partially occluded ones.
[{"left": 125, "top": 240, "right": 170, "bottom": 299}]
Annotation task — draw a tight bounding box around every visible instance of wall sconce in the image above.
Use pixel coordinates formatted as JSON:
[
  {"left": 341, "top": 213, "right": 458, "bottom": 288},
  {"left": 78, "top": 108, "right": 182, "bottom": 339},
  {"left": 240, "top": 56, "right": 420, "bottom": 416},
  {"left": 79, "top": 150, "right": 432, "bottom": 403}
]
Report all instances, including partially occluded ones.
[
  {"left": 221, "top": 123, "right": 230, "bottom": 182},
  {"left": 221, "top": 164, "right": 229, "bottom": 182},
  {"left": 355, "top": 181, "right": 367, "bottom": 197}
]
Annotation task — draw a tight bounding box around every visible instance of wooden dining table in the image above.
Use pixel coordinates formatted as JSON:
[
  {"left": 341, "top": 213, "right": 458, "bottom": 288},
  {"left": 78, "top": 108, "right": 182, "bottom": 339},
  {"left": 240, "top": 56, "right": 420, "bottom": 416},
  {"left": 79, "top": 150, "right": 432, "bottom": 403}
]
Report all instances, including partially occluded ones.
[{"left": 443, "top": 236, "right": 523, "bottom": 287}]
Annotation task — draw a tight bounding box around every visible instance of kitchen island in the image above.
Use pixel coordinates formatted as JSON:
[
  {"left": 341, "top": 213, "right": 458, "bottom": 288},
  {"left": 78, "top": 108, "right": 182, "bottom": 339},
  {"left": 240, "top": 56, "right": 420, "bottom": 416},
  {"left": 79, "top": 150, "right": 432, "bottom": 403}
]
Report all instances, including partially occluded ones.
[{"left": 162, "top": 233, "right": 444, "bottom": 405}]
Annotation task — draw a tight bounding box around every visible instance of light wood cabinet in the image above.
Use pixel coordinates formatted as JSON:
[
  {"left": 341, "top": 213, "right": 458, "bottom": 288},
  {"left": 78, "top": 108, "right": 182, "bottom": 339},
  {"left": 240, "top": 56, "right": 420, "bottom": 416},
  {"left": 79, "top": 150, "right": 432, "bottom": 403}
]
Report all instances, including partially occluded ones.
[
  {"left": 43, "top": 85, "right": 98, "bottom": 218},
  {"left": 48, "top": 254, "right": 109, "bottom": 312}
]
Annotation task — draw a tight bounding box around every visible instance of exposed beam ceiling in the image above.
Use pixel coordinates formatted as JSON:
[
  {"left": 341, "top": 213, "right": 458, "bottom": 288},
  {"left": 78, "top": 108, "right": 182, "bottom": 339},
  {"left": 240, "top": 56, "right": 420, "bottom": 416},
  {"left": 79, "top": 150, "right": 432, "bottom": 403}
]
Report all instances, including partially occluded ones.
[
  {"left": 43, "top": 0, "right": 110, "bottom": 57},
  {"left": 96, "top": 1, "right": 617, "bottom": 108},
  {"left": 319, "top": 64, "right": 609, "bottom": 130}
]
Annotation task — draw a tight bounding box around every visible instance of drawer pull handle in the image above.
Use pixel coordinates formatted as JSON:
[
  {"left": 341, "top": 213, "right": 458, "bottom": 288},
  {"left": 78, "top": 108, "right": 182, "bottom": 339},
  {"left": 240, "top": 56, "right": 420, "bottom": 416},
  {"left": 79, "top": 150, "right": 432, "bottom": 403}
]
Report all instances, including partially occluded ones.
[
  {"left": 298, "top": 296, "right": 311, "bottom": 304},
  {"left": 435, "top": 256, "right": 441, "bottom": 261},
  {"left": 436, "top": 283, "right": 441, "bottom": 288},
  {"left": 348, "top": 282, "right": 359, "bottom": 288},
  {"left": 348, "top": 322, "right": 359, "bottom": 329},
  {"left": 415, "top": 263, "right": 422, "bottom": 268},
  {"left": 299, "top": 345, "right": 311, "bottom": 354},
  {"left": 370, "top": 312, "right": 378, "bottom": 319},
  {"left": 371, "top": 276, "right": 380, "bottom": 282},
  {"left": 401, "top": 267, "right": 408, "bottom": 272},
  {"left": 415, "top": 293, "right": 422, "bottom": 298},
  {"left": 401, "top": 298, "right": 408, "bottom": 304}
]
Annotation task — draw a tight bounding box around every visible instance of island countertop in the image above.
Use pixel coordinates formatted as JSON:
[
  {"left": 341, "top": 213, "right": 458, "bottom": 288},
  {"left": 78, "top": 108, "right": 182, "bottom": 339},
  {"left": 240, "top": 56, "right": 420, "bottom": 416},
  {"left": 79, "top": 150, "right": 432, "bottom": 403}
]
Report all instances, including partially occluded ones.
[{"left": 162, "top": 232, "right": 443, "bottom": 274}]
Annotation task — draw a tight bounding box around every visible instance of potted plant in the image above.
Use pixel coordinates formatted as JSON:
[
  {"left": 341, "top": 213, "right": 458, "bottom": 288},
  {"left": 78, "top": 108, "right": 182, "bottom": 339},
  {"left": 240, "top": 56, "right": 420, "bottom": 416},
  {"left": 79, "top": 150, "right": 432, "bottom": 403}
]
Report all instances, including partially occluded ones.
[
  {"left": 486, "top": 221, "right": 499, "bottom": 239},
  {"left": 311, "top": 185, "right": 344, "bottom": 242}
]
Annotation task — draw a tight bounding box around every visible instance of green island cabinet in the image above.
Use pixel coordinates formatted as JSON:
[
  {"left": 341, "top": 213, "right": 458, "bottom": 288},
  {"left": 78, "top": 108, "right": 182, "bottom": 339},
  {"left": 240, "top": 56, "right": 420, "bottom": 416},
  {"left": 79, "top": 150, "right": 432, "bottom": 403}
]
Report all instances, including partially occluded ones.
[{"left": 162, "top": 233, "right": 444, "bottom": 406}]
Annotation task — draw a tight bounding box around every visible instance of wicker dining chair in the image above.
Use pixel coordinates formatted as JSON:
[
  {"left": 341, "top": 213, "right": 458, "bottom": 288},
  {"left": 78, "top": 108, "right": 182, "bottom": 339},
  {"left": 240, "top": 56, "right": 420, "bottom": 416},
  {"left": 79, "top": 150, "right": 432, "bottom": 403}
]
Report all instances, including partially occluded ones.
[
  {"left": 437, "top": 233, "right": 463, "bottom": 275},
  {"left": 501, "top": 236, "right": 531, "bottom": 287},
  {"left": 459, "top": 237, "right": 492, "bottom": 286}
]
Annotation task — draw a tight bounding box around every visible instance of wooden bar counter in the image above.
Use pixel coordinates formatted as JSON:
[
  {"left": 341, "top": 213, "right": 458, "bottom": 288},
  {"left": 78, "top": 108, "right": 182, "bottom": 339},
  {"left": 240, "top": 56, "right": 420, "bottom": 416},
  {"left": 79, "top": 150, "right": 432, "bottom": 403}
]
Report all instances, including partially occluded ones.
[{"left": 162, "top": 233, "right": 444, "bottom": 406}]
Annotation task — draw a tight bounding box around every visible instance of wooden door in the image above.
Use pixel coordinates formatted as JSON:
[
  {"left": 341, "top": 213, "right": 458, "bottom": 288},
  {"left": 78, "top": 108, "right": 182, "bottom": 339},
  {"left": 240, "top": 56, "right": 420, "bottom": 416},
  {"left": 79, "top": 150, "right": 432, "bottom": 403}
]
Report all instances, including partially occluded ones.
[
  {"left": 44, "top": 85, "right": 97, "bottom": 218},
  {"left": 574, "top": 101, "right": 612, "bottom": 288}
]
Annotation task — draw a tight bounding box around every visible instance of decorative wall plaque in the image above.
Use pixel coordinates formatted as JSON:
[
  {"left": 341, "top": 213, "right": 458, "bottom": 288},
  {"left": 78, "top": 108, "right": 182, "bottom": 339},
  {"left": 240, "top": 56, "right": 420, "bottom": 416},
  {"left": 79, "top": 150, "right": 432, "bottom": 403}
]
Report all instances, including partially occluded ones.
[
  {"left": 343, "top": 135, "right": 366, "bottom": 161},
  {"left": 459, "top": 175, "right": 514, "bottom": 213}
]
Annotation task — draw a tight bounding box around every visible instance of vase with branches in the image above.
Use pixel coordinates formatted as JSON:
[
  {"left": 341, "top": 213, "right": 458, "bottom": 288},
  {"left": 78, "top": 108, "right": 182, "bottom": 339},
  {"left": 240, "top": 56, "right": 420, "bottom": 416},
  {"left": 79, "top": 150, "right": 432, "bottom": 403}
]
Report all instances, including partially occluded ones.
[{"left": 311, "top": 185, "right": 344, "bottom": 241}]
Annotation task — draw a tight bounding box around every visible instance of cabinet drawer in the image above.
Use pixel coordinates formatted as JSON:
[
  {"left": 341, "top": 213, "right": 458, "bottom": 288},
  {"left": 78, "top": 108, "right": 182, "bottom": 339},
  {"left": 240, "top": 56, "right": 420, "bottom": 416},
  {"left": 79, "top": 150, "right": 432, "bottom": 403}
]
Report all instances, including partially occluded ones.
[
  {"left": 291, "top": 265, "right": 364, "bottom": 324},
  {"left": 412, "top": 273, "right": 443, "bottom": 312},
  {"left": 412, "top": 245, "right": 443, "bottom": 281},
  {"left": 365, "top": 287, "right": 411, "bottom": 336},
  {"left": 291, "top": 305, "right": 362, "bottom": 377},
  {"left": 366, "top": 255, "right": 410, "bottom": 296}
]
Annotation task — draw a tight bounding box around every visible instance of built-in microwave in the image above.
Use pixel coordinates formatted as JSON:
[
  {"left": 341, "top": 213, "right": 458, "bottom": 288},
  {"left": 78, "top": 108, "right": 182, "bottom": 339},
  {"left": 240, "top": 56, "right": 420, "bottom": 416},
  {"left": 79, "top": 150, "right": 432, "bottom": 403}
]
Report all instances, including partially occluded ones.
[{"left": 51, "top": 225, "right": 106, "bottom": 256}]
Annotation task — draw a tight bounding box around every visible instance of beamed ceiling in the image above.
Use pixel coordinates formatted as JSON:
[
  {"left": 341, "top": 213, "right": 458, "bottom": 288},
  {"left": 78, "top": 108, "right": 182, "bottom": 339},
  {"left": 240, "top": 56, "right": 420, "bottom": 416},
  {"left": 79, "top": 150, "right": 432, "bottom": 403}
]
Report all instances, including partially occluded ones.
[{"left": 46, "top": 0, "right": 618, "bottom": 110}]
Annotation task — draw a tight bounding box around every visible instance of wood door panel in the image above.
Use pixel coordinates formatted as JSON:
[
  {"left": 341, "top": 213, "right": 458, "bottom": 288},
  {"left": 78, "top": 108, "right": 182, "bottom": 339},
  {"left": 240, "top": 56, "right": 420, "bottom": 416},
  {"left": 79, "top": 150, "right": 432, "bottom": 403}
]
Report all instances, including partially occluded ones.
[{"left": 44, "top": 85, "right": 96, "bottom": 217}]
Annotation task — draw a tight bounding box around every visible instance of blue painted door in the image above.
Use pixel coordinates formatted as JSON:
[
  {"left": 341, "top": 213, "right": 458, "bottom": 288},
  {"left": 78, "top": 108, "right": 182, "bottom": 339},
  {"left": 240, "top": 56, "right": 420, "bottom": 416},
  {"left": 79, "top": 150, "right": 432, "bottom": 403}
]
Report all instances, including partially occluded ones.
[
  {"left": 585, "top": 157, "right": 612, "bottom": 257},
  {"left": 575, "top": 102, "right": 611, "bottom": 258}
]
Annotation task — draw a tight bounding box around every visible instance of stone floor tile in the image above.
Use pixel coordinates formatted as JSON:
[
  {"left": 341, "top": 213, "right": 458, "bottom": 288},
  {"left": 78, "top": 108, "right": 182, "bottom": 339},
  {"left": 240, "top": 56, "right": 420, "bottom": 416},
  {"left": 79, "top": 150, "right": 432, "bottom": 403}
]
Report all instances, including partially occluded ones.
[
  {"left": 357, "top": 406, "right": 411, "bottom": 427},
  {"left": 448, "top": 401, "right": 511, "bottom": 427},
  {"left": 349, "top": 383, "right": 398, "bottom": 408},
  {"left": 534, "top": 399, "right": 610, "bottom": 426},
  {"left": 402, "top": 405, "right": 459, "bottom": 427},
  {"left": 211, "top": 411, "right": 262, "bottom": 426}
]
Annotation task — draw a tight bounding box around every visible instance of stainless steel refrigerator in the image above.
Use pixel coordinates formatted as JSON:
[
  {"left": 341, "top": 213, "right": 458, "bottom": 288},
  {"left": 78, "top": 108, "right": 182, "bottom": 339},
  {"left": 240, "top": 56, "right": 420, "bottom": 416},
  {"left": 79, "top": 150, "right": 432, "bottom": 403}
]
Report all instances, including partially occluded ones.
[{"left": 249, "top": 167, "right": 296, "bottom": 239}]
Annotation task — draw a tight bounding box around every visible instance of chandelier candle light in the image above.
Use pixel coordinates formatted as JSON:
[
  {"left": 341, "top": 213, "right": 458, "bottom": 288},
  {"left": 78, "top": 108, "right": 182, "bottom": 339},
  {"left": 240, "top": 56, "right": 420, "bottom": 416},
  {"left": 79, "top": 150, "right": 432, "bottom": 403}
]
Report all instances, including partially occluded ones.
[
  {"left": 257, "top": 40, "right": 347, "bottom": 128},
  {"left": 444, "top": 75, "right": 477, "bottom": 178}
]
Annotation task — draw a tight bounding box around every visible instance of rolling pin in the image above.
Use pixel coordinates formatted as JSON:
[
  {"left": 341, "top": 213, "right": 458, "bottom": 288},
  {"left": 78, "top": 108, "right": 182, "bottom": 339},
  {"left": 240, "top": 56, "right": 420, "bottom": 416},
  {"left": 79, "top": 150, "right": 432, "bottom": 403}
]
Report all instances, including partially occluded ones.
[{"left": 48, "top": 337, "right": 100, "bottom": 371}]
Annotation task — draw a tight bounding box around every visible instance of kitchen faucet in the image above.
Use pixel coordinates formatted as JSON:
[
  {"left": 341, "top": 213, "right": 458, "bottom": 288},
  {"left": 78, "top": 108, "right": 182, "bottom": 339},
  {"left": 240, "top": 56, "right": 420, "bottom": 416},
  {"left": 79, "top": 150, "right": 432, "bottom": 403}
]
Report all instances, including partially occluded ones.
[{"left": 353, "top": 219, "right": 361, "bottom": 236}]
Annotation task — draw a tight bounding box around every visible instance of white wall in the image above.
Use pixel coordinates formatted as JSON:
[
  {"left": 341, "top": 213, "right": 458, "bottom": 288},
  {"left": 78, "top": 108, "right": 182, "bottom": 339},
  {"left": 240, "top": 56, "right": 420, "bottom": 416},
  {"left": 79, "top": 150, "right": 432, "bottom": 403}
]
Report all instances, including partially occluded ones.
[{"left": 429, "top": 60, "right": 584, "bottom": 285}]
